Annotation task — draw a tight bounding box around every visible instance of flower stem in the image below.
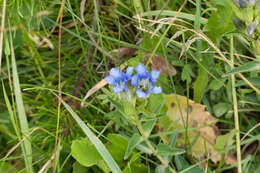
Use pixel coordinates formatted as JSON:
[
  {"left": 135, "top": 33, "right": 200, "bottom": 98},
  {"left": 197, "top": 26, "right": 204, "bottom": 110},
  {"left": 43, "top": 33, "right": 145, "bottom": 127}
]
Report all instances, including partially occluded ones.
[{"left": 134, "top": 116, "right": 176, "bottom": 173}]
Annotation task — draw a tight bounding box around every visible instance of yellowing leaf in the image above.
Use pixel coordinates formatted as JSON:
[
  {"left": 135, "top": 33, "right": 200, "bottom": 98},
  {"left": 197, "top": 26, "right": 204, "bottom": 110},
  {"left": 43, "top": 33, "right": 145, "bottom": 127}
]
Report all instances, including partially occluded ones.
[{"left": 160, "top": 94, "right": 236, "bottom": 165}]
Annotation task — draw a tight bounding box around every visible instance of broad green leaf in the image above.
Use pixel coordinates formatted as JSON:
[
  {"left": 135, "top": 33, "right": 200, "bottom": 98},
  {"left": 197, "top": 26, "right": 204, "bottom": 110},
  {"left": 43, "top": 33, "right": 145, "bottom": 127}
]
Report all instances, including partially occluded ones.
[
  {"left": 72, "top": 161, "right": 88, "bottom": 173},
  {"left": 156, "top": 143, "right": 185, "bottom": 157},
  {"left": 106, "top": 134, "right": 129, "bottom": 167},
  {"left": 213, "top": 103, "right": 231, "bottom": 117},
  {"left": 61, "top": 99, "right": 122, "bottom": 173},
  {"left": 223, "top": 62, "right": 260, "bottom": 77},
  {"left": 71, "top": 139, "right": 103, "bottom": 167},
  {"left": 124, "top": 133, "right": 142, "bottom": 160},
  {"left": 207, "top": 5, "right": 235, "bottom": 43}
]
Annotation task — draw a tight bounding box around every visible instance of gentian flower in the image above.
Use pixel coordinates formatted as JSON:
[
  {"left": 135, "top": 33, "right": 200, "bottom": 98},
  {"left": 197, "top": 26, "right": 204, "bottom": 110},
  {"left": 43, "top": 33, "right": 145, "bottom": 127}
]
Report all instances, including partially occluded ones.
[
  {"left": 105, "top": 67, "right": 133, "bottom": 95},
  {"left": 247, "top": 22, "right": 258, "bottom": 36},
  {"left": 131, "top": 64, "right": 162, "bottom": 98},
  {"left": 232, "top": 18, "right": 244, "bottom": 31}
]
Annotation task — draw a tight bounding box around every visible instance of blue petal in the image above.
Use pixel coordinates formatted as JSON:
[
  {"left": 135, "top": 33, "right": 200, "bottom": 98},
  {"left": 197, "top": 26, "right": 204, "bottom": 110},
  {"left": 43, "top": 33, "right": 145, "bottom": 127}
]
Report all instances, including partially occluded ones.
[
  {"left": 105, "top": 76, "right": 116, "bottom": 85},
  {"left": 136, "top": 64, "right": 146, "bottom": 76},
  {"left": 151, "top": 70, "right": 160, "bottom": 80},
  {"left": 113, "top": 86, "right": 123, "bottom": 93},
  {"left": 123, "top": 83, "right": 128, "bottom": 92},
  {"left": 136, "top": 89, "right": 147, "bottom": 98},
  {"left": 249, "top": 0, "right": 255, "bottom": 5},
  {"left": 110, "top": 68, "right": 122, "bottom": 79},
  {"left": 247, "top": 22, "right": 258, "bottom": 36},
  {"left": 126, "top": 66, "right": 134, "bottom": 79},
  {"left": 152, "top": 86, "right": 162, "bottom": 94},
  {"left": 131, "top": 75, "right": 139, "bottom": 87}
]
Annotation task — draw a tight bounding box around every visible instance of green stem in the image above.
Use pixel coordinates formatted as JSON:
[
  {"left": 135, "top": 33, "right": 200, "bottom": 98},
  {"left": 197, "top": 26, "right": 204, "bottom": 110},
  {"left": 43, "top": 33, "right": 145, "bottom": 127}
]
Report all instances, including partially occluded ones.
[
  {"left": 230, "top": 35, "right": 242, "bottom": 173},
  {"left": 134, "top": 116, "right": 176, "bottom": 173}
]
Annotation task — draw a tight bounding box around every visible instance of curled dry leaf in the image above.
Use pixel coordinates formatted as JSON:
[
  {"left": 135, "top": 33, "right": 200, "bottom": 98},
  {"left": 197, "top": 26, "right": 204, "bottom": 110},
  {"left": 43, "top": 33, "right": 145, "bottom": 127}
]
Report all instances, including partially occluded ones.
[
  {"left": 144, "top": 53, "right": 176, "bottom": 76},
  {"left": 159, "top": 94, "right": 236, "bottom": 165}
]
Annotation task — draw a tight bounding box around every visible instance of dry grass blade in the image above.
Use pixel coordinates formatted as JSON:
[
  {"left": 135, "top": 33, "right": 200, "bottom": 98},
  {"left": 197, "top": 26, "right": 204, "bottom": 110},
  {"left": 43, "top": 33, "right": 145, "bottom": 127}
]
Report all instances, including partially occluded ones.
[
  {"left": 135, "top": 17, "right": 260, "bottom": 94},
  {"left": 81, "top": 79, "right": 107, "bottom": 107},
  {"left": 179, "top": 36, "right": 201, "bottom": 58}
]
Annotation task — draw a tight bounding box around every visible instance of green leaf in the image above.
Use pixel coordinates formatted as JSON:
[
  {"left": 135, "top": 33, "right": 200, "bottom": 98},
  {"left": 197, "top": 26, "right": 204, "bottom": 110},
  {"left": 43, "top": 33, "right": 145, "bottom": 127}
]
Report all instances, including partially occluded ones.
[
  {"left": 0, "top": 162, "right": 18, "bottom": 173},
  {"left": 71, "top": 139, "right": 103, "bottom": 167},
  {"left": 207, "top": 5, "right": 235, "bottom": 43},
  {"left": 147, "top": 93, "right": 167, "bottom": 114},
  {"left": 72, "top": 162, "right": 88, "bottom": 173},
  {"left": 124, "top": 133, "right": 142, "bottom": 160},
  {"left": 155, "top": 165, "right": 170, "bottom": 173},
  {"left": 156, "top": 144, "right": 185, "bottom": 157},
  {"left": 61, "top": 99, "right": 122, "bottom": 173},
  {"left": 168, "top": 131, "right": 179, "bottom": 147},
  {"left": 209, "top": 78, "right": 226, "bottom": 90},
  {"left": 214, "top": 130, "right": 235, "bottom": 151},
  {"left": 143, "top": 119, "right": 157, "bottom": 137},
  {"left": 213, "top": 103, "right": 231, "bottom": 117},
  {"left": 123, "top": 153, "right": 147, "bottom": 173},
  {"left": 193, "top": 67, "right": 208, "bottom": 103},
  {"left": 106, "top": 134, "right": 129, "bottom": 167},
  {"left": 9, "top": 30, "right": 33, "bottom": 173},
  {"left": 235, "top": 77, "right": 260, "bottom": 87},
  {"left": 223, "top": 62, "right": 260, "bottom": 77}
]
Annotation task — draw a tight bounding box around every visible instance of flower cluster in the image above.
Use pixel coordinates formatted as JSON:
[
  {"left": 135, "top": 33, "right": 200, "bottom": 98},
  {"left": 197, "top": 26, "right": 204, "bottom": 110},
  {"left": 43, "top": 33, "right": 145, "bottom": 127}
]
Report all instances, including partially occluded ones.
[
  {"left": 105, "top": 64, "right": 162, "bottom": 99},
  {"left": 232, "top": 0, "right": 259, "bottom": 36}
]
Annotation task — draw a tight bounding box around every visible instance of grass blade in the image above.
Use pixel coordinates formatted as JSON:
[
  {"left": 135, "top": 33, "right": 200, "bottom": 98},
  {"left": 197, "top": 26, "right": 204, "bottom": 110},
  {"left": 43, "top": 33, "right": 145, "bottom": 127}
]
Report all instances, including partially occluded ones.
[
  {"left": 9, "top": 32, "right": 33, "bottom": 172},
  {"left": 60, "top": 98, "right": 122, "bottom": 173}
]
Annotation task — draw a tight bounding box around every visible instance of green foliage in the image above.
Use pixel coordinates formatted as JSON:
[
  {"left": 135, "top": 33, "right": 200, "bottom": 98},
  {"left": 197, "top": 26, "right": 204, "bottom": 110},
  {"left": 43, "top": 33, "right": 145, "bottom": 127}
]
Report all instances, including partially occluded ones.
[
  {"left": 1, "top": 0, "right": 260, "bottom": 172},
  {"left": 207, "top": 3, "right": 235, "bottom": 43}
]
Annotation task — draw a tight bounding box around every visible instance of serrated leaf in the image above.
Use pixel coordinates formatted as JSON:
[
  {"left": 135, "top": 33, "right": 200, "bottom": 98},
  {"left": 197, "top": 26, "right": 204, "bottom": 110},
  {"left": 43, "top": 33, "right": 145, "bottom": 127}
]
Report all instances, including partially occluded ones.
[
  {"left": 223, "top": 62, "right": 260, "bottom": 77},
  {"left": 124, "top": 133, "right": 142, "bottom": 160}
]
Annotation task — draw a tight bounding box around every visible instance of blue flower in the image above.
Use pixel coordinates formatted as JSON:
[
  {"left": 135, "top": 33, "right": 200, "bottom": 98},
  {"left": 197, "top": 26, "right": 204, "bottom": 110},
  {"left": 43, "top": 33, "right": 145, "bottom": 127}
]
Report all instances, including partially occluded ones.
[
  {"left": 247, "top": 22, "right": 258, "bottom": 36},
  {"left": 131, "top": 64, "right": 162, "bottom": 98},
  {"left": 105, "top": 67, "right": 133, "bottom": 94}
]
